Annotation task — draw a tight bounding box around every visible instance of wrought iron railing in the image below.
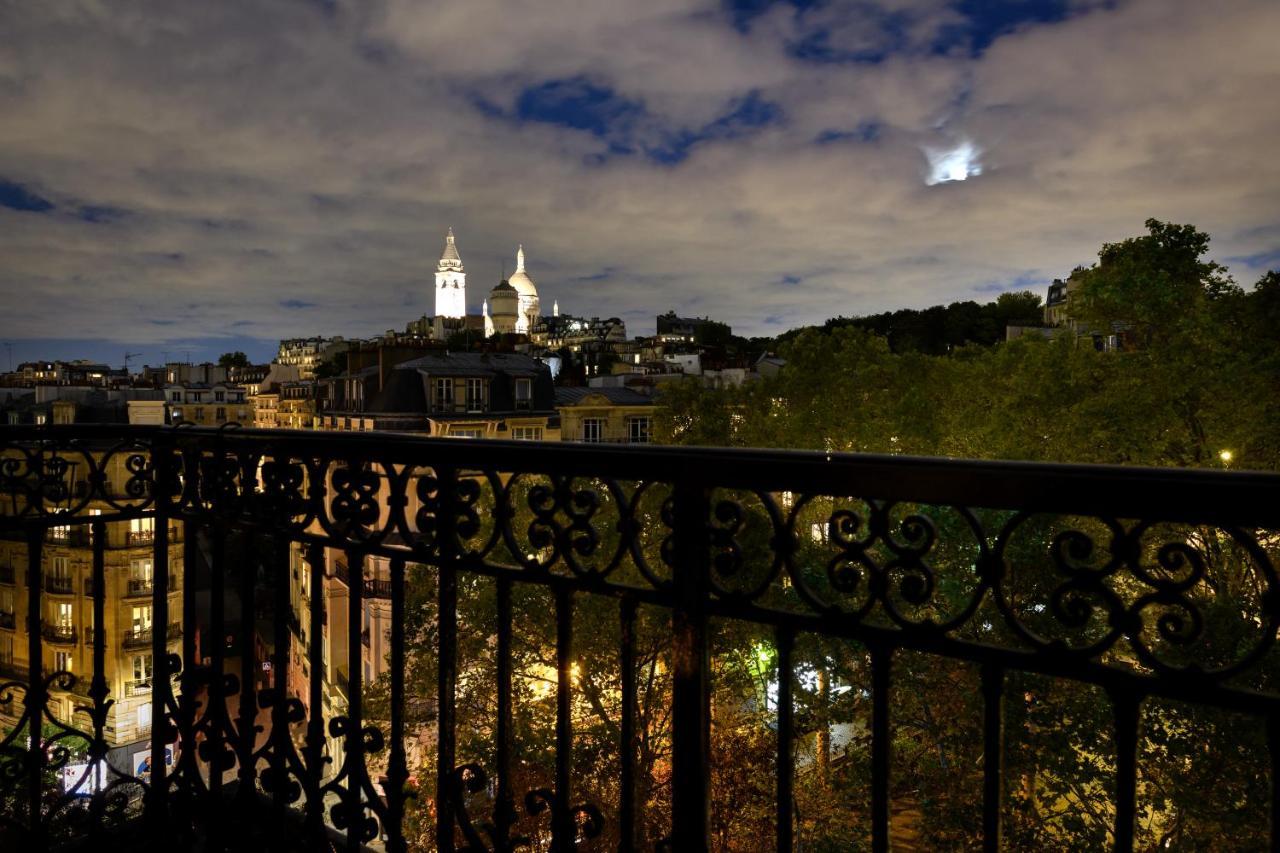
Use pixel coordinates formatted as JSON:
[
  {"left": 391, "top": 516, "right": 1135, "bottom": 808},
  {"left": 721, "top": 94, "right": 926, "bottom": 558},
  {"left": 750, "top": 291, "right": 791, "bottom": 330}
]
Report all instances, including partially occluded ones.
[
  {"left": 0, "top": 424, "right": 1277, "bottom": 851},
  {"left": 43, "top": 574, "right": 74, "bottom": 595},
  {"left": 40, "top": 623, "right": 76, "bottom": 644}
]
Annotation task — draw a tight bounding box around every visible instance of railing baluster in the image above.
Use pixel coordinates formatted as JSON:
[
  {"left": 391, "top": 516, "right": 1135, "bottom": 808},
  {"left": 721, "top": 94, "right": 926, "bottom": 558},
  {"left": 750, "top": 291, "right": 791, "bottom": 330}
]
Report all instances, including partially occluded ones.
[
  {"left": 870, "top": 643, "right": 891, "bottom": 853},
  {"left": 88, "top": 519, "right": 107, "bottom": 842},
  {"left": 671, "top": 480, "right": 711, "bottom": 852},
  {"left": 1269, "top": 714, "right": 1280, "bottom": 853},
  {"left": 436, "top": 467, "right": 459, "bottom": 852},
  {"left": 387, "top": 556, "right": 409, "bottom": 853},
  {"left": 345, "top": 547, "right": 364, "bottom": 853},
  {"left": 1111, "top": 690, "right": 1140, "bottom": 853},
  {"left": 981, "top": 663, "right": 1005, "bottom": 853},
  {"left": 234, "top": 523, "right": 256, "bottom": 811},
  {"left": 494, "top": 575, "right": 515, "bottom": 849},
  {"left": 269, "top": 533, "right": 291, "bottom": 837},
  {"left": 303, "top": 542, "right": 327, "bottom": 845},
  {"left": 554, "top": 586, "right": 574, "bottom": 851},
  {"left": 177, "top": 516, "right": 200, "bottom": 836},
  {"left": 25, "top": 527, "right": 43, "bottom": 847},
  {"left": 776, "top": 625, "right": 795, "bottom": 853},
  {"left": 619, "top": 595, "right": 637, "bottom": 853},
  {"left": 207, "top": 515, "right": 227, "bottom": 828},
  {"left": 148, "top": 511, "right": 170, "bottom": 829}
]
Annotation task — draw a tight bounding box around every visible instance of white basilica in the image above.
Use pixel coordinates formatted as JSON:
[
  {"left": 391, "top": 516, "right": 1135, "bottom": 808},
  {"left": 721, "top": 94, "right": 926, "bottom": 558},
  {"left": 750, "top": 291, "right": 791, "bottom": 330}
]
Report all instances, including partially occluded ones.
[{"left": 432, "top": 228, "right": 551, "bottom": 337}]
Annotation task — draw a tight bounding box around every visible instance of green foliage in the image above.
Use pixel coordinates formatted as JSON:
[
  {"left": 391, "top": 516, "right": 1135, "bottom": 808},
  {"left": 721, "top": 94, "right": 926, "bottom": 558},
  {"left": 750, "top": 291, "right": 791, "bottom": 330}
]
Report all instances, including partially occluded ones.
[
  {"left": 779, "top": 290, "right": 1044, "bottom": 355},
  {"left": 650, "top": 223, "right": 1280, "bottom": 847},
  {"left": 217, "top": 351, "right": 250, "bottom": 368}
]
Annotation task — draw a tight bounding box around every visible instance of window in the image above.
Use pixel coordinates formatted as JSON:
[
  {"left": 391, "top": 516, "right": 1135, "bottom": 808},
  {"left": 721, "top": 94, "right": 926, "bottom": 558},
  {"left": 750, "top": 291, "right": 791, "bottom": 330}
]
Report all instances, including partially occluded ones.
[
  {"left": 515, "top": 378, "right": 532, "bottom": 409},
  {"left": 511, "top": 427, "right": 542, "bottom": 441},
  {"left": 55, "top": 651, "right": 72, "bottom": 673},
  {"left": 129, "top": 517, "right": 154, "bottom": 545},
  {"left": 0, "top": 588, "right": 12, "bottom": 614},
  {"left": 215, "top": 407, "right": 226, "bottom": 421},
  {"left": 50, "top": 556, "right": 70, "bottom": 580},
  {"left": 465, "top": 378, "right": 485, "bottom": 411},
  {"left": 49, "top": 515, "right": 71, "bottom": 541},
  {"left": 171, "top": 408, "right": 183, "bottom": 421},
  {"left": 132, "top": 606, "right": 153, "bottom": 636},
  {"left": 582, "top": 419, "right": 603, "bottom": 443},
  {"left": 133, "top": 654, "right": 153, "bottom": 683},
  {"left": 138, "top": 703, "right": 152, "bottom": 733},
  {"left": 55, "top": 602, "right": 73, "bottom": 629},
  {"left": 450, "top": 427, "right": 484, "bottom": 439},
  {"left": 0, "top": 635, "right": 11, "bottom": 666},
  {"left": 628, "top": 417, "right": 651, "bottom": 444},
  {"left": 129, "top": 559, "right": 153, "bottom": 595},
  {"left": 435, "top": 378, "right": 454, "bottom": 412},
  {"left": 34, "top": 413, "right": 47, "bottom": 425},
  {"left": 170, "top": 391, "right": 181, "bottom": 402},
  {"left": 193, "top": 407, "right": 204, "bottom": 421},
  {"left": 214, "top": 390, "right": 225, "bottom": 402}
]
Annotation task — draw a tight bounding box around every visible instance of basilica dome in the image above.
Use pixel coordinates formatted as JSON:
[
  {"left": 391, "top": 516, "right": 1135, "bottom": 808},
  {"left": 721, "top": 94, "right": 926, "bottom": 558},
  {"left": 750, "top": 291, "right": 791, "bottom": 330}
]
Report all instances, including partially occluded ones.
[{"left": 507, "top": 244, "right": 538, "bottom": 300}]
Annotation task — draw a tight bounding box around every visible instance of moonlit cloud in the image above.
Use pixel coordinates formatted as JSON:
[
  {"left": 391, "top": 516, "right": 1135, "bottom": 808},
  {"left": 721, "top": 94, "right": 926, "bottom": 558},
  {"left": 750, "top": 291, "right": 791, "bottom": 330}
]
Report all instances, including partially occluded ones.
[
  {"left": 0, "top": 0, "right": 1278, "bottom": 365},
  {"left": 924, "top": 138, "right": 983, "bottom": 185}
]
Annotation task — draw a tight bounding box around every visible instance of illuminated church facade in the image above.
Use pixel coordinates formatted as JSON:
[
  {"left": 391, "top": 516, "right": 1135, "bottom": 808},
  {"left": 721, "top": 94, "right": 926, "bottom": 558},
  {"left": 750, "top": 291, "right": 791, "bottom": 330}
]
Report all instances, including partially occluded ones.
[{"left": 431, "top": 228, "right": 557, "bottom": 337}]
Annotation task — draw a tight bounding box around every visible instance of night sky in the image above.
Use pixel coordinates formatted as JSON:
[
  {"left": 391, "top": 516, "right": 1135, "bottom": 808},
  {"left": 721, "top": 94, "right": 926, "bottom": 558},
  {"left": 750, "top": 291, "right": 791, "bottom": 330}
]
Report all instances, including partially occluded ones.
[{"left": 1, "top": 0, "right": 1278, "bottom": 367}]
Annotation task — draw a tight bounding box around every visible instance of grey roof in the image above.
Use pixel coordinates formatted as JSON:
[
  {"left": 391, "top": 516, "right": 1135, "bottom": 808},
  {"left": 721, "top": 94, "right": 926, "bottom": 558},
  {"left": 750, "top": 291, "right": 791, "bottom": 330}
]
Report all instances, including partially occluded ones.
[
  {"left": 395, "top": 351, "right": 547, "bottom": 378},
  {"left": 555, "top": 386, "right": 654, "bottom": 406}
]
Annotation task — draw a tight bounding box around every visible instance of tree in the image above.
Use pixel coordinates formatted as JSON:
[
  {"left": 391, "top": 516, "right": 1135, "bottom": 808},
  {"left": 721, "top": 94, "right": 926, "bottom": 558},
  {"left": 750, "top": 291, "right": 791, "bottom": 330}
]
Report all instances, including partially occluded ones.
[
  {"left": 217, "top": 351, "right": 250, "bottom": 369},
  {"left": 1072, "top": 218, "right": 1238, "bottom": 348}
]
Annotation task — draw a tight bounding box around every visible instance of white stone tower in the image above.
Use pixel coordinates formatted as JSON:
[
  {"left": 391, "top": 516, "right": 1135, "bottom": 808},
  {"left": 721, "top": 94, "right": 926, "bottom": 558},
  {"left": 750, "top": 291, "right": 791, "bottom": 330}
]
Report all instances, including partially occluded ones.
[
  {"left": 507, "top": 244, "right": 540, "bottom": 334},
  {"left": 435, "top": 227, "right": 466, "bottom": 319}
]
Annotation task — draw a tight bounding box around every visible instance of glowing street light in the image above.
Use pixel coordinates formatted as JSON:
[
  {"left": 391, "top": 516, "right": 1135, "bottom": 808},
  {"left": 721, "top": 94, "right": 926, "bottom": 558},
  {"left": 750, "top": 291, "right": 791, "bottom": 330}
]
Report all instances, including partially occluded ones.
[{"left": 1219, "top": 449, "right": 1233, "bottom": 464}]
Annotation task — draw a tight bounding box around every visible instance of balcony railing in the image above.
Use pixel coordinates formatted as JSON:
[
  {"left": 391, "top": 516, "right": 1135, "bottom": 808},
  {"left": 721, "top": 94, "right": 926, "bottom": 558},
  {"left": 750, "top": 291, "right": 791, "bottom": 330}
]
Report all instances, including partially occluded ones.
[
  {"left": 41, "top": 623, "right": 76, "bottom": 644},
  {"left": 125, "top": 578, "right": 154, "bottom": 598},
  {"left": 0, "top": 564, "right": 12, "bottom": 584},
  {"left": 121, "top": 629, "right": 152, "bottom": 650},
  {"left": 0, "top": 611, "right": 14, "bottom": 630},
  {"left": 43, "top": 574, "right": 74, "bottom": 595},
  {"left": 0, "top": 424, "right": 1277, "bottom": 851},
  {"left": 363, "top": 578, "right": 392, "bottom": 599},
  {"left": 125, "top": 528, "right": 156, "bottom": 546}
]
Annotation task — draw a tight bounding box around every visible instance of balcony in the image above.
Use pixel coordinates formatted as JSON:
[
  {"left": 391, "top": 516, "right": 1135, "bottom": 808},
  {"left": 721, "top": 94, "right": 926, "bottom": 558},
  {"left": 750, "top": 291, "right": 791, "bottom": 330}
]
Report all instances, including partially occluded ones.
[
  {"left": 0, "top": 565, "right": 12, "bottom": 584},
  {"left": 41, "top": 623, "right": 77, "bottom": 645},
  {"left": 0, "top": 611, "right": 14, "bottom": 630},
  {"left": 120, "top": 627, "right": 181, "bottom": 649},
  {"left": 125, "top": 578, "right": 154, "bottom": 598},
  {"left": 43, "top": 574, "right": 74, "bottom": 595},
  {"left": 0, "top": 424, "right": 1277, "bottom": 850},
  {"left": 124, "top": 528, "right": 156, "bottom": 546}
]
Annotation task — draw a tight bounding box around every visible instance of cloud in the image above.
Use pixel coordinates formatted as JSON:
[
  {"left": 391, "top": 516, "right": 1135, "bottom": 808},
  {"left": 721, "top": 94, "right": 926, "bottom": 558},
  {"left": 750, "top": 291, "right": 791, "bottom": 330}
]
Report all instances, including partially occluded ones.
[{"left": 0, "top": 0, "right": 1278, "bottom": 365}]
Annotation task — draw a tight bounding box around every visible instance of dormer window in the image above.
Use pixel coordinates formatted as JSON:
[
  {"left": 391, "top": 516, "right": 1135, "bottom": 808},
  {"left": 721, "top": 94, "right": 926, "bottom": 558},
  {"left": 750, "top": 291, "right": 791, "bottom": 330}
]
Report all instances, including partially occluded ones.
[{"left": 515, "top": 378, "right": 531, "bottom": 410}]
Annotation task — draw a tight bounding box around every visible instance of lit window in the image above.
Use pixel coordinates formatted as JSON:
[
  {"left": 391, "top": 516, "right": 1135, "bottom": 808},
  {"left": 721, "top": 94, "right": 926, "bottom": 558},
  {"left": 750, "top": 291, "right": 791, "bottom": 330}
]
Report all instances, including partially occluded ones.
[
  {"left": 512, "top": 427, "right": 542, "bottom": 441},
  {"left": 55, "top": 651, "right": 73, "bottom": 673},
  {"left": 132, "top": 606, "right": 153, "bottom": 636}
]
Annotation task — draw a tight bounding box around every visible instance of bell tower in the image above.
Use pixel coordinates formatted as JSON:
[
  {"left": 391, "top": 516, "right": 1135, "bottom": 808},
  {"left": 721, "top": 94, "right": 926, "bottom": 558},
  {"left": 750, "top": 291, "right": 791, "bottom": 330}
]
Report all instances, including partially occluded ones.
[{"left": 434, "top": 227, "right": 466, "bottom": 318}]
